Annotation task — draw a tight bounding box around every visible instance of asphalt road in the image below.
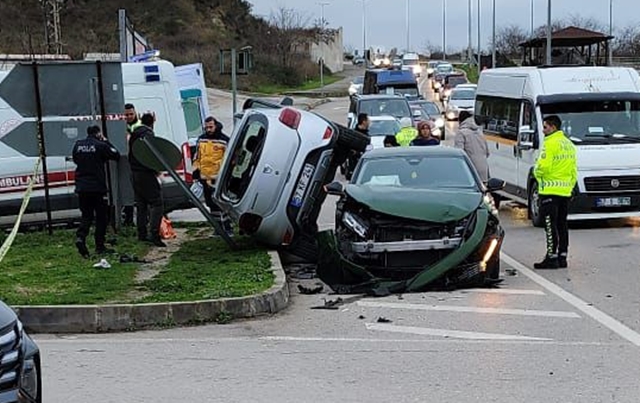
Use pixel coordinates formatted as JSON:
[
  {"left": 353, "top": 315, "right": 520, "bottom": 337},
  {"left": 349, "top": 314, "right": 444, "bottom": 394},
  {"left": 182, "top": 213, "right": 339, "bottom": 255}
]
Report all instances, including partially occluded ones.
[{"left": 35, "top": 76, "right": 640, "bottom": 403}]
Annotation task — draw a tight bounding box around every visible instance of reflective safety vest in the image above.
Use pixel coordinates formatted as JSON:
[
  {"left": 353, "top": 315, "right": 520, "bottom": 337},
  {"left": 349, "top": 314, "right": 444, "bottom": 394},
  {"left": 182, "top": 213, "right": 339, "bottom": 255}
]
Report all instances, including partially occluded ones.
[
  {"left": 395, "top": 127, "right": 418, "bottom": 147},
  {"left": 193, "top": 138, "right": 227, "bottom": 182},
  {"left": 534, "top": 130, "right": 577, "bottom": 197}
]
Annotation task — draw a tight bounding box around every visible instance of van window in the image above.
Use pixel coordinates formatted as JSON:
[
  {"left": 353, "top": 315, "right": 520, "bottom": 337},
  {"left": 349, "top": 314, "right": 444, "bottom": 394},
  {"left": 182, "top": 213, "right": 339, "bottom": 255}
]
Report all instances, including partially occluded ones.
[
  {"left": 476, "top": 95, "right": 520, "bottom": 140},
  {"left": 541, "top": 100, "right": 640, "bottom": 144},
  {"left": 221, "top": 116, "right": 267, "bottom": 202}
]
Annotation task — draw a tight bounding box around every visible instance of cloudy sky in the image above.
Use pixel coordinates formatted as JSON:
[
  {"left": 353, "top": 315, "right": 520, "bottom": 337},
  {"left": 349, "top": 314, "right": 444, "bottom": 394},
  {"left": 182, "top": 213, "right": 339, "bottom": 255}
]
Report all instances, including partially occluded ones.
[{"left": 248, "top": 0, "right": 636, "bottom": 53}]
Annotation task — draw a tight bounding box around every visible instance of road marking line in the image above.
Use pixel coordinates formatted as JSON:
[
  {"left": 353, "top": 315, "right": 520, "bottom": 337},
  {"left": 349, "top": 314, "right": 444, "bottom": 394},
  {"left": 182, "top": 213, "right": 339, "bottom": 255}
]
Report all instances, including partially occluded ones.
[
  {"left": 502, "top": 252, "right": 640, "bottom": 347},
  {"left": 365, "top": 323, "right": 553, "bottom": 341},
  {"left": 461, "top": 288, "right": 546, "bottom": 296},
  {"left": 357, "top": 301, "right": 580, "bottom": 318}
]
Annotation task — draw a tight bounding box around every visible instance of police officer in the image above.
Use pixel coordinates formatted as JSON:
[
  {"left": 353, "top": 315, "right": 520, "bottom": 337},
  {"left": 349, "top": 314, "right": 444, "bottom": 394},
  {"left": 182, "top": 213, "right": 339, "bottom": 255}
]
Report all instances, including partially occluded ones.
[
  {"left": 533, "top": 115, "right": 577, "bottom": 269},
  {"left": 192, "top": 116, "right": 233, "bottom": 236},
  {"left": 129, "top": 113, "right": 166, "bottom": 247},
  {"left": 395, "top": 117, "right": 418, "bottom": 146},
  {"left": 72, "top": 125, "right": 121, "bottom": 258}
]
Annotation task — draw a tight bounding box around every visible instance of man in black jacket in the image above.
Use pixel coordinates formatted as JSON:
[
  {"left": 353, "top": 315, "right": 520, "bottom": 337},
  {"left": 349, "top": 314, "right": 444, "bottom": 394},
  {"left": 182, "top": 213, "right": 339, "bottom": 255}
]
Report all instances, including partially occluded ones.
[
  {"left": 72, "top": 125, "right": 121, "bottom": 258},
  {"left": 129, "top": 113, "right": 166, "bottom": 247}
]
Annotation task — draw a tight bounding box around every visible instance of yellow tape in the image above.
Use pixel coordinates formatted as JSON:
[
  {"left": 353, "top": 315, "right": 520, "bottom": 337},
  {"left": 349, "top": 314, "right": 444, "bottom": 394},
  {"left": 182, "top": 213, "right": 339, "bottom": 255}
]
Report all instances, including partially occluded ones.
[{"left": 0, "top": 158, "right": 42, "bottom": 264}]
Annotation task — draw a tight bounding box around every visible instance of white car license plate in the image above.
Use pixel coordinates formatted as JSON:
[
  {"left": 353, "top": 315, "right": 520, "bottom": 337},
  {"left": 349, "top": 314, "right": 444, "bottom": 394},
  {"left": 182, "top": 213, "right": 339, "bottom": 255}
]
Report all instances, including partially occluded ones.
[
  {"left": 596, "top": 197, "right": 631, "bottom": 207},
  {"left": 290, "top": 164, "right": 315, "bottom": 208}
]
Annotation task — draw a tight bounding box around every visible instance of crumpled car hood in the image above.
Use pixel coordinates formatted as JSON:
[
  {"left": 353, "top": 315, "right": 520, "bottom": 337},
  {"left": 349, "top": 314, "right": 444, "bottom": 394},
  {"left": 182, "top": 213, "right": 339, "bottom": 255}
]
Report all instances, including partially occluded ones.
[{"left": 345, "top": 185, "right": 482, "bottom": 222}]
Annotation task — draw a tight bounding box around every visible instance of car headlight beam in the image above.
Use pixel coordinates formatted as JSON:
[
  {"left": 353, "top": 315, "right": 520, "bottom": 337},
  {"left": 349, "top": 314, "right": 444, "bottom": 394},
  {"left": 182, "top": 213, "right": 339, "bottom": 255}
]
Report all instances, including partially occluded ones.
[
  {"left": 342, "top": 212, "right": 369, "bottom": 238},
  {"left": 435, "top": 118, "right": 445, "bottom": 128}
]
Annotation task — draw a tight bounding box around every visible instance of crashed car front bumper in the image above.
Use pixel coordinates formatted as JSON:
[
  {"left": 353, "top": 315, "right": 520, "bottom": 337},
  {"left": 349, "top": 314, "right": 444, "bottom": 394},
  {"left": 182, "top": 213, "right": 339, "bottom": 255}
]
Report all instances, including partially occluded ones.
[
  {"left": 350, "top": 237, "right": 462, "bottom": 253},
  {"left": 317, "top": 209, "right": 503, "bottom": 295}
]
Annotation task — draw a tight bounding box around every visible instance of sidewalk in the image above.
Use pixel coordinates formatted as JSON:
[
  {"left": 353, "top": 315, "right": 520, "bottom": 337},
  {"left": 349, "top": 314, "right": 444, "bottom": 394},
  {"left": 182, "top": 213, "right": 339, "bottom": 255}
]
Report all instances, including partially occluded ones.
[{"left": 283, "top": 64, "right": 364, "bottom": 98}]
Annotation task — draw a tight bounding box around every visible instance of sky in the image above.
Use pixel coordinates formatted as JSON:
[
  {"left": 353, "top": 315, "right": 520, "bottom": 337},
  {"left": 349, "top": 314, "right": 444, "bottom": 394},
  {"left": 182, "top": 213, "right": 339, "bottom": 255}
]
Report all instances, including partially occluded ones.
[{"left": 248, "top": 0, "right": 636, "bottom": 53}]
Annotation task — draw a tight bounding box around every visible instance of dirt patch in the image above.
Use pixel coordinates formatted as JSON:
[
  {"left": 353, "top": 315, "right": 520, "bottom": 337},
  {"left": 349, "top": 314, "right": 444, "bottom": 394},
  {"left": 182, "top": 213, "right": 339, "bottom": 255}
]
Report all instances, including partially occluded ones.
[{"left": 123, "top": 228, "right": 211, "bottom": 302}]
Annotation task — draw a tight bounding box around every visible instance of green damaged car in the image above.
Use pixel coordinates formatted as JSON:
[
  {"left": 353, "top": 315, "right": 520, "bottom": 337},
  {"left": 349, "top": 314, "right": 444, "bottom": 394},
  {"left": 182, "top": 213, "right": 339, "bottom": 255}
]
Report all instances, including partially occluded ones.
[{"left": 319, "top": 147, "right": 505, "bottom": 295}]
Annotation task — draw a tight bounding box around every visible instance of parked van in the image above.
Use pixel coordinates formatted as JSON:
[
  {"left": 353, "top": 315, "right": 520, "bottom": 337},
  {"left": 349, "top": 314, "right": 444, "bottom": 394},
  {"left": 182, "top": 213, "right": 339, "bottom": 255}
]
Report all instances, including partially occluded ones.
[
  {"left": 0, "top": 59, "right": 193, "bottom": 227},
  {"left": 363, "top": 69, "right": 420, "bottom": 100},
  {"left": 475, "top": 65, "right": 640, "bottom": 226}
]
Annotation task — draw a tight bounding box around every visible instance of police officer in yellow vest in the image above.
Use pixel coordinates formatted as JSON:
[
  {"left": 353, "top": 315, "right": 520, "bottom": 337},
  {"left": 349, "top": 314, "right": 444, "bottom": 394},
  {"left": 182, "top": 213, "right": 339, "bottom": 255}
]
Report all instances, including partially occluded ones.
[
  {"left": 395, "top": 117, "right": 418, "bottom": 147},
  {"left": 533, "top": 115, "right": 577, "bottom": 269},
  {"left": 193, "top": 116, "right": 233, "bottom": 236}
]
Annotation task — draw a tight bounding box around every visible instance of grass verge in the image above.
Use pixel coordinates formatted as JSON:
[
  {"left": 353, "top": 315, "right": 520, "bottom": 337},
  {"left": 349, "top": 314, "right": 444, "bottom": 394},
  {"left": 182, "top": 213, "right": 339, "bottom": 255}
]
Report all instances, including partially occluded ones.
[
  {"left": 0, "top": 228, "right": 149, "bottom": 305},
  {"left": 0, "top": 227, "right": 274, "bottom": 305},
  {"left": 255, "top": 75, "right": 342, "bottom": 94},
  {"left": 138, "top": 235, "right": 274, "bottom": 303},
  {"left": 456, "top": 64, "right": 480, "bottom": 84}
]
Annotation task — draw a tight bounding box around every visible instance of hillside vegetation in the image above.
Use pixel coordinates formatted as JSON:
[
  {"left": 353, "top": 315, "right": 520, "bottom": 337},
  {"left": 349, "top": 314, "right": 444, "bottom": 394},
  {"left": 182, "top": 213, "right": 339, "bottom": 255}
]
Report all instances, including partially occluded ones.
[{"left": 0, "top": 0, "right": 326, "bottom": 90}]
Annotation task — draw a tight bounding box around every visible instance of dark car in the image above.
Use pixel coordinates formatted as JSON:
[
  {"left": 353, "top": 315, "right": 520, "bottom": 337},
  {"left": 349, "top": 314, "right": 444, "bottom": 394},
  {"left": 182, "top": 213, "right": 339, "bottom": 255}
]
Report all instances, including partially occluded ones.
[
  {"left": 0, "top": 301, "right": 41, "bottom": 403},
  {"left": 319, "top": 147, "right": 505, "bottom": 295},
  {"left": 440, "top": 73, "right": 469, "bottom": 101}
]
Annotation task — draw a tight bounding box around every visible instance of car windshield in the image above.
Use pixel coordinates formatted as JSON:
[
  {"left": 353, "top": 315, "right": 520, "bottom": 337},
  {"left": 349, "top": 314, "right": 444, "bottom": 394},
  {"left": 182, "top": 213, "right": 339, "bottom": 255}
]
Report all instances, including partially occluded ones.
[
  {"left": 403, "top": 59, "right": 419, "bottom": 66},
  {"left": 447, "top": 76, "right": 467, "bottom": 86},
  {"left": 437, "top": 65, "right": 453, "bottom": 74},
  {"left": 353, "top": 76, "right": 364, "bottom": 84},
  {"left": 541, "top": 100, "right": 640, "bottom": 144},
  {"left": 359, "top": 98, "right": 412, "bottom": 119},
  {"left": 369, "top": 120, "right": 401, "bottom": 136},
  {"left": 450, "top": 89, "right": 475, "bottom": 100},
  {"left": 418, "top": 102, "right": 440, "bottom": 116},
  {"left": 355, "top": 155, "right": 479, "bottom": 190},
  {"left": 393, "top": 87, "right": 419, "bottom": 97}
]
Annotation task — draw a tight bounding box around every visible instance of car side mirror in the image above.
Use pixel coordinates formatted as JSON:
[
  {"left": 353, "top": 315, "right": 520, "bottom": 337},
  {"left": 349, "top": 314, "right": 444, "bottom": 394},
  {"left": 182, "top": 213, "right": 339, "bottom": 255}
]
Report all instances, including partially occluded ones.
[
  {"left": 486, "top": 178, "right": 506, "bottom": 192},
  {"left": 519, "top": 127, "right": 536, "bottom": 150},
  {"left": 518, "top": 141, "right": 534, "bottom": 151},
  {"left": 324, "top": 181, "right": 345, "bottom": 196}
]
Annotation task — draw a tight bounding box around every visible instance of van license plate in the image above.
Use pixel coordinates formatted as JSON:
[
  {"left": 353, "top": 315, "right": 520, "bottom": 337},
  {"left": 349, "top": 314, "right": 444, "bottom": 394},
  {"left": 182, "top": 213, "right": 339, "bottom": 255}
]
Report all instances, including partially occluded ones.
[
  {"left": 596, "top": 197, "right": 631, "bottom": 207},
  {"left": 290, "top": 164, "right": 315, "bottom": 208}
]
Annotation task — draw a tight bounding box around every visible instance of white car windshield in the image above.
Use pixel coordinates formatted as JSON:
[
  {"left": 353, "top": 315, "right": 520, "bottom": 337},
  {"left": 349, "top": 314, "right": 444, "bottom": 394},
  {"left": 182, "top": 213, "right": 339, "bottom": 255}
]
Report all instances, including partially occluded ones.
[
  {"left": 437, "top": 65, "right": 453, "bottom": 74},
  {"left": 360, "top": 99, "right": 412, "bottom": 120},
  {"left": 541, "top": 100, "right": 640, "bottom": 144},
  {"left": 369, "top": 120, "right": 401, "bottom": 137},
  {"left": 450, "top": 89, "right": 476, "bottom": 100},
  {"left": 355, "top": 156, "right": 479, "bottom": 190}
]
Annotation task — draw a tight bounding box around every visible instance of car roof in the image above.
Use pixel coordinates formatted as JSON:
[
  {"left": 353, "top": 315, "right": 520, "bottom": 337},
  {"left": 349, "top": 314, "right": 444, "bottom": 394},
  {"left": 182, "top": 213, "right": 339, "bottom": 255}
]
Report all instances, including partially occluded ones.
[
  {"left": 356, "top": 94, "right": 409, "bottom": 100},
  {"left": 363, "top": 146, "right": 466, "bottom": 159}
]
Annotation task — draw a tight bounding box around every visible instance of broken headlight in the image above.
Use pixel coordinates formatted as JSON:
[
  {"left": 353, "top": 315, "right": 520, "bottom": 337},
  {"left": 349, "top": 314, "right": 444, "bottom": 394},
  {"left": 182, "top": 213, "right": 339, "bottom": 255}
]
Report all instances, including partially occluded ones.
[
  {"left": 342, "top": 212, "right": 369, "bottom": 239},
  {"left": 483, "top": 194, "right": 499, "bottom": 217}
]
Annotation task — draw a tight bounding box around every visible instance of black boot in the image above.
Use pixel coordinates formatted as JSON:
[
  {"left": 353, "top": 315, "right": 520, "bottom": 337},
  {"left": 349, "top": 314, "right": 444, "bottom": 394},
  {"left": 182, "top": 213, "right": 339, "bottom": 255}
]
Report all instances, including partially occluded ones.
[
  {"left": 75, "top": 238, "right": 90, "bottom": 259},
  {"left": 558, "top": 254, "right": 568, "bottom": 268},
  {"left": 534, "top": 255, "right": 559, "bottom": 269},
  {"left": 95, "top": 245, "right": 116, "bottom": 255}
]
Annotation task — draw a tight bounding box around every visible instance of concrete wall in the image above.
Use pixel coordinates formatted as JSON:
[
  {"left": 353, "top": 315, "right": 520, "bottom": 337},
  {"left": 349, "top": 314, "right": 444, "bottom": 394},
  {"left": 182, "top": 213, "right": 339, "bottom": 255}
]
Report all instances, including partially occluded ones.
[{"left": 309, "top": 27, "right": 344, "bottom": 73}]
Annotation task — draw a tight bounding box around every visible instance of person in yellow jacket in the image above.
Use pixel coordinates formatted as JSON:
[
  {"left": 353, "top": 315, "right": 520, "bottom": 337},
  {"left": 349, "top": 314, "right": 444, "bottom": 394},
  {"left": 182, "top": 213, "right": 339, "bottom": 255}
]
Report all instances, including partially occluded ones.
[
  {"left": 533, "top": 115, "right": 577, "bottom": 269},
  {"left": 395, "top": 117, "right": 418, "bottom": 146},
  {"left": 193, "top": 116, "right": 233, "bottom": 236}
]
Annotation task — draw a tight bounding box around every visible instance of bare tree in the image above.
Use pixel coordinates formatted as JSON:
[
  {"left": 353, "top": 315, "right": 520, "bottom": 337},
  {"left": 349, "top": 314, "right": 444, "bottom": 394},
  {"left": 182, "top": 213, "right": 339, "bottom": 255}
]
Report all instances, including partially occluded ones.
[
  {"left": 494, "top": 24, "right": 528, "bottom": 57},
  {"left": 565, "top": 14, "right": 606, "bottom": 32},
  {"left": 613, "top": 25, "right": 640, "bottom": 57},
  {"left": 268, "top": 6, "right": 314, "bottom": 68}
]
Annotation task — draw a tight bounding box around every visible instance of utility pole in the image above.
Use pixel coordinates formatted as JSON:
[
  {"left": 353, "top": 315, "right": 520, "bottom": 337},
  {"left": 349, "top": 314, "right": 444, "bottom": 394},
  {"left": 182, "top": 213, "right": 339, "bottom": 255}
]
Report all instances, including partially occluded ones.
[
  {"left": 492, "top": 0, "right": 496, "bottom": 68},
  {"left": 546, "top": 0, "right": 552, "bottom": 65},
  {"left": 530, "top": 0, "right": 534, "bottom": 37},
  {"left": 442, "top": 0, "right": 447, "bottom": 60},
  {"left": 40, "top": 0, "right": 64, "bottom": 54},
  {"left": 467, "top": 0, "right": 472, "bottom": 63},
  {"left": 609, "top": 0, "right": 613, "bottom": 65},
  {"left": 406, "top": 0, "right": 410, "bottom": 51},
  {"left": 357, "top": 0, "right": 368, "bottom": 58},
  {"left": 318, "top": 2, "right": 329, "bottom": 90},
  {"left": 477, "top": 0, "right": 481, "bottom": 77}
]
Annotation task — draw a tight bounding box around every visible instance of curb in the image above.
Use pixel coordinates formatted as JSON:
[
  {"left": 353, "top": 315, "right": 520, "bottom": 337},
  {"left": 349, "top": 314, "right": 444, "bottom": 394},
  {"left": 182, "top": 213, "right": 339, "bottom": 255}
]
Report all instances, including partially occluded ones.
[{"left": 13, "top": 251, "right": 289, "bottom": 334}]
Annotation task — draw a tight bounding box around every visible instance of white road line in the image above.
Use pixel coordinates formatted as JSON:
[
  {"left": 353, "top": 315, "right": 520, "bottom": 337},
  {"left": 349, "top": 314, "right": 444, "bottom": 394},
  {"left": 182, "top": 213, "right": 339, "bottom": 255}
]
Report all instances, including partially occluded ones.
[
  {"left": 357, "top": 301, "right": 580, "bottom": 318},
  {"left": 461, "top": 288, "right": 546, "bottom": 296},
  {"left": 365, "top": 323, "right": 553, "bottom": 341},
  {"left": 502, "top": 252, "right": 640, "bottom": 347}
]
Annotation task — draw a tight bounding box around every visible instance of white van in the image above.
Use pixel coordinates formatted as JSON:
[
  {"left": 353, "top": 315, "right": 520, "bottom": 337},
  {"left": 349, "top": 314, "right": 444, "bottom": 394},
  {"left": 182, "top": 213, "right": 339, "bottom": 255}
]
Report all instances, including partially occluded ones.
[
  {"left": 0, "top": 59, "right": 193, "bottom": 227},
  {"left": 402, "top": 53, "right": 422, "bottom": 77},
  {"left": 475, "top": 65, "right": 640, "bottom": 226}
]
